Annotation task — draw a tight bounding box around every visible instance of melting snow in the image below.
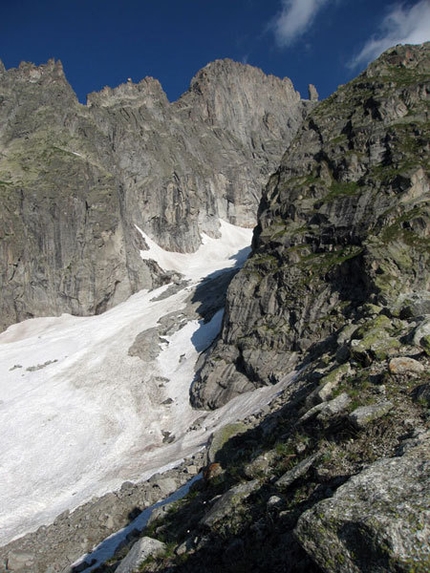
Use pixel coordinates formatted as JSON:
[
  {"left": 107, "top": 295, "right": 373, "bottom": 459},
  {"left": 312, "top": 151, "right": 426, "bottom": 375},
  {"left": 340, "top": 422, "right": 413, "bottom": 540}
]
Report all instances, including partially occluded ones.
[
  {"left": 135, "top": 219, "right": 252, "bottom": 281},
  {"left": 0, "top": 220, "right": 294, "bottom": 548}
]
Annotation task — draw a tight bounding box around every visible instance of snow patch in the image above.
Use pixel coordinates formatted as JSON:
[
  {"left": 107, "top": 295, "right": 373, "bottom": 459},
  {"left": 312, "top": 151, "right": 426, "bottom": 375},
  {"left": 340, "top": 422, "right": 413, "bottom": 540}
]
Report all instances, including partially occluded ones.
[
  {"left": 0, "top": 220, "right": 286, "bottom": 549},
  {"left": 135, "top": 219, "right": 252, "bottom": 280}
]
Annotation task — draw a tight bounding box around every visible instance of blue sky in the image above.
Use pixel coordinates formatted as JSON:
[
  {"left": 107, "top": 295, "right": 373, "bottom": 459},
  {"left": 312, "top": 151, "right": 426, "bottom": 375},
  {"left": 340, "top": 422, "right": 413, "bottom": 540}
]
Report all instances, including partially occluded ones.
[{"left": 1, "top": 0, "right": 430, "bottom": 103}]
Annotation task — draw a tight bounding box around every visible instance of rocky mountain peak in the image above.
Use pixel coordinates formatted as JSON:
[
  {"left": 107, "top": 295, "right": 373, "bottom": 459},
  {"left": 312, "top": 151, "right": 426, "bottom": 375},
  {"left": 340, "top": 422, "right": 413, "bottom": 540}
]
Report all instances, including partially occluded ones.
[
  {"left": 0, "top": 59, "right": 78, "bottom": 130},
  {"left": 365, "top": 41, "right": 430, "bottom": 77},
  {"left": 86, "top": 76, "right": 169, "bottom": 108},
  {"left": 0, "top": 58, "right": 311, "bottom": 331},
  {"left": 2, "top": 58, "right": 73, "bottom": 94},
  {"left": 179, "top": 58, "right": 305, "bottom": 148},
  {"left": 186, "top": 58, "right": 294, "bottom": 96},
  {"left": 17, "top": 58, "right": 65, "bottom": 80}
]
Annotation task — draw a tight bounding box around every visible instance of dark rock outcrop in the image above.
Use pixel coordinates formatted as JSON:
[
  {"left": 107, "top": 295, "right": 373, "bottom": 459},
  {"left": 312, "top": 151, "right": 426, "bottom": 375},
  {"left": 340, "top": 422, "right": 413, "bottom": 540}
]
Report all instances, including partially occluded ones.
[
  {"left": 0, "top": 58, "right": 310, "bottom": 331},
  {"left": 193, "top": 42, "right": 430, "bottom": 409}
]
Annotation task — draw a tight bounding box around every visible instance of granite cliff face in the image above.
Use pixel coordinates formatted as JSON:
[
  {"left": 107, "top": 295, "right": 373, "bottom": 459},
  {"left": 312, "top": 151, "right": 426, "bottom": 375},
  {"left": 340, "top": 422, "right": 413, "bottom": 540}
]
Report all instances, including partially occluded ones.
[
  {"left": 193, "top": 42, "right": 430, "bottom": 409},
  {"left": 0, "top": 58, "right": 309, "bottom": 331}
]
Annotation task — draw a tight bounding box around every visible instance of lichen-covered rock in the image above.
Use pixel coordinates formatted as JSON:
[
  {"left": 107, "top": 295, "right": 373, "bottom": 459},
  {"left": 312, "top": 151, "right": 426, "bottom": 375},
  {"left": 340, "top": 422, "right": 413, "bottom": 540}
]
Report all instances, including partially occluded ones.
[
  {"left": 300, "top": 392, "right": 351, "bottom": 424},
  {"left": 207, "top": 422, "right": 248, "bottom": 465},
  {"left": 348, "top": 401, "right": 394, "bottom": 430},
  {"left": 349, "top": 315, "right": 401, "bottom": 364},
  {"left": 305, "top": 363, "right": 353, "bottom": 407},
  {"left": 295, "top": 432, "right": 430, "bottom": 573},
  {"left": 421, "top": 336, "right": 430, "bottom": 357},
  {"left": 275, "top": 453, "right": 320, "bottom": 489},
  {"left": 243, "top": 450, "right": 278, "bottom": 479},
  {"left": 412, "top": 317, "right": 430, "bottom": 354},
  {"left": 116, "top": 537, "right": 166, "bottom": 573},
  {"left": 199, "top": 479, "right": 260, "bottom": 529},
  {"left": 194, "top": 42, "right": 430, "bottom": 408},
  {"left": 393, "top": 291, "right": 430, "bottom": 318},
  {"left": 389, "top": 357, "right": 425, "bottom": 375}
]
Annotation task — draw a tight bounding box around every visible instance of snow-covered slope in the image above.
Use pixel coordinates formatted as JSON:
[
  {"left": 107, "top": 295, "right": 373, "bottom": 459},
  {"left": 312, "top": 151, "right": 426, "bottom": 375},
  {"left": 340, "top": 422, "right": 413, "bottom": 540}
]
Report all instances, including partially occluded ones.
[{"left": 0, "top": 221, "right": 295, "bottom": 547}]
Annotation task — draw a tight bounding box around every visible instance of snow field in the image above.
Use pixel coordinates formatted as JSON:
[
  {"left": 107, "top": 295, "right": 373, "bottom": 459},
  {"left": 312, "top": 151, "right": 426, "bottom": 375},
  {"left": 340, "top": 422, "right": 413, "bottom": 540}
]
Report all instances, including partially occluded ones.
[{"left": 0, "top": 220, "right": 293, "bottom": 548}]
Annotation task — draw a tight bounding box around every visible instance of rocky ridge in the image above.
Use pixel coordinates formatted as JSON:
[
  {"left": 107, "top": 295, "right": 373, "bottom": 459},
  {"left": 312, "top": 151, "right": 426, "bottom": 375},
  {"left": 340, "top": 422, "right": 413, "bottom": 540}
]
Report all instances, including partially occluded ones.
[
  {"left": 192, "top": 42, "right": 430, "bottom": 409},
  {"left": 0, "top": 58, "right": 310, "bottom": 331}
]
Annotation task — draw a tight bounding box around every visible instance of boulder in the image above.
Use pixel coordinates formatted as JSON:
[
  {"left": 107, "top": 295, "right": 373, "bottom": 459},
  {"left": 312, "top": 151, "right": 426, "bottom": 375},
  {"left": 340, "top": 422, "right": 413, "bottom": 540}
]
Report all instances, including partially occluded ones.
[
  {"left": 275, "top": 453, "right": 321, "bottom": 489},
  {"left": 389, "top": 357, "right": 425, "bottom": 375},
  {"left": 207, "top": 422, "right": 248, "bottom": 465},
  {"left": 348, "top": 401, "right": 394, "bottom": 430},
  {"left": 295, "top": 432, "right": 430, "bottom": 572},
  {"left": 200, "top": 479, "right": 260, "bottom": 529},
  {"left": 116, "top": 537, "right": 166, "bottom": 573},
  {"left": 5, "top": 551, "right": 35, "bottom": 572},
  {"left": 411, "top": 317, "right": 430, "bottom": 354},
  {"left": 305, "top": 363, "right": 352, "bottom": 407},
  {"left": 300, "top": 392, "right": 351, "bottom": 423}
]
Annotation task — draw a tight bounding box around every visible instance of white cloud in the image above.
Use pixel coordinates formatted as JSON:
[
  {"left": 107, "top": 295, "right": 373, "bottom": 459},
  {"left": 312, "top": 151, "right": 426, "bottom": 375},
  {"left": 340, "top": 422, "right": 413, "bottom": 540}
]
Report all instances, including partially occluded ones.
[
  {"left": 271, "top": 0, "right": 331, "bottom": 47},
  {"left": 350, "top": 0, "right": 430, "bottom": 68}
]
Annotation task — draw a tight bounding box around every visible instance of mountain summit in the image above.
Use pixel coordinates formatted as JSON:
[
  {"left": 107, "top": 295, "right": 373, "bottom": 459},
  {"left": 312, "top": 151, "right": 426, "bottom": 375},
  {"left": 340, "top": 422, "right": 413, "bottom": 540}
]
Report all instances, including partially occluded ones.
[{"left": 0, "top": 58, "right": 311, "bottom": 332}]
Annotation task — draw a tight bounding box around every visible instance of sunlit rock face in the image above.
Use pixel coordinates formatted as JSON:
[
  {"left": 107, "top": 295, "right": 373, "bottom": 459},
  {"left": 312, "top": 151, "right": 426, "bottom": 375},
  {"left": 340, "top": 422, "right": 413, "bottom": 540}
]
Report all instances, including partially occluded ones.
[
  {"left": 193, "top": 42, "right": 430, "bottom": 409},
  {"left": 0, "top": 58, "right": 310, "bottom": 331}
]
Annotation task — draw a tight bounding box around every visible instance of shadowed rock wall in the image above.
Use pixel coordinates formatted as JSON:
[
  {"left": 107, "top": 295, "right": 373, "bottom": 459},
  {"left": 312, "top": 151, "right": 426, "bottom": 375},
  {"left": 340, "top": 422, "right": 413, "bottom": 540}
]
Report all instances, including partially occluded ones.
[{"left": 192, "top": 43, "right": 430, "bottom": 409}]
